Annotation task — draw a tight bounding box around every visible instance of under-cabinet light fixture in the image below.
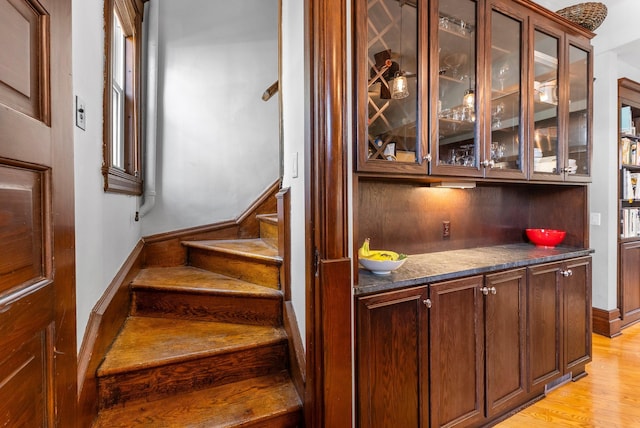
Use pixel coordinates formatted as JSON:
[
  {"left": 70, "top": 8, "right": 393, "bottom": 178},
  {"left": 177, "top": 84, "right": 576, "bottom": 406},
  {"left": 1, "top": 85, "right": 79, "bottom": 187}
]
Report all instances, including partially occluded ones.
[{"left": 430, "top": 181, "right": 477, "bottom": 189}]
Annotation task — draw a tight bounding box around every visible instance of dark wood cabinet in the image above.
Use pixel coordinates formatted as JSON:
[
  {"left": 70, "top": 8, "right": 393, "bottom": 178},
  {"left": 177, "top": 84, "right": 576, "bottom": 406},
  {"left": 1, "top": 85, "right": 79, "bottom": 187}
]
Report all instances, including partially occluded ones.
[
  {"left": 528, "top": 257, "right": 591, "bottom": 391},
  {"left": 356, "top": 286, "right": 429, "bottom": 428},
  {"left": 355, "top": 0, "right": 592, "bottom": 182},
  {"left": 617, "top": 78, "right": 640, "bottom": 329},
  {"left": 619, "top": 241, "right": 640, "bottom": 327},
  {"left": 429, "top": 275, "right": 485, "bottom": 428},
  {"left": 356, "top": 257, "right": 590, "bottom": 426},
  {"left": 484, "top": 269, "right": 528, "bottom": 418},
  {"left": 429, "top": 269, "right": 527, "bottom": 427},
  {"left": 563, "top": 257, "right": 592, "bottom": 374}
]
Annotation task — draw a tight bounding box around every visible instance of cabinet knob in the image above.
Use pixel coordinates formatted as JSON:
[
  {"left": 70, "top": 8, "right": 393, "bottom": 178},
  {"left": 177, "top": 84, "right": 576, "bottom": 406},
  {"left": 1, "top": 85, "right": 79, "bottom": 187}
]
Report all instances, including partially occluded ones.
[
  {"left": 561, "top": 269, "right": 573, "bottom": 277},
  {"left": 481, "top": 286, "right": 497, "bottom": 295},
  {"left": 423, "top": 299, "right": 432, "bottom": 308},
  {"left": 482, "top": 159, "right": 495, "bottom": 168},
  {"left": 423, "top": 154, "right": 432, "bottom": 162}
]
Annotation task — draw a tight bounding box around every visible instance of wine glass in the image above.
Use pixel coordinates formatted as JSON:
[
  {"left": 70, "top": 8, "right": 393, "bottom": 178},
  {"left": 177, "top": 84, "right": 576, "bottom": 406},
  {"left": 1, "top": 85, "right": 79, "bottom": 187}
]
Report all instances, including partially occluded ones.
[
  {"left": 443, "top": 53, "right": 467, "bottom": 80},
  {"left": 496, "top": 61, "right": 510, "bottom": 91}
]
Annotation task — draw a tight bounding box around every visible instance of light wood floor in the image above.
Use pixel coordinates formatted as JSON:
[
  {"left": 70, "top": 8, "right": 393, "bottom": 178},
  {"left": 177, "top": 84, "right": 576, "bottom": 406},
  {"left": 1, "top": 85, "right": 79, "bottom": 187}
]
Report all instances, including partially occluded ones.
[{"left": 496, "top": 322, "right": 640, "bottom": 427}]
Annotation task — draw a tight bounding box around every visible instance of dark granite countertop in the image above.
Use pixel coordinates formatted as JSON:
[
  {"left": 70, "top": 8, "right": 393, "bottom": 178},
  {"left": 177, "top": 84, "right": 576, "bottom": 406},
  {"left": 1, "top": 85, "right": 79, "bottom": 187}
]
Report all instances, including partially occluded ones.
[{"left": 355, "top": 243, "right": 594, "bottom": 296}]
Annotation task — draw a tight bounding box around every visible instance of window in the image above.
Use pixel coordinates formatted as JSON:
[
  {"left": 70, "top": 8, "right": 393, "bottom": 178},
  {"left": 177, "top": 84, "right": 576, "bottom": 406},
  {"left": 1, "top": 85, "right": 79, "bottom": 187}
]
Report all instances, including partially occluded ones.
[{"left": 103, "top": 0, "right": 143, "bottom": 195}]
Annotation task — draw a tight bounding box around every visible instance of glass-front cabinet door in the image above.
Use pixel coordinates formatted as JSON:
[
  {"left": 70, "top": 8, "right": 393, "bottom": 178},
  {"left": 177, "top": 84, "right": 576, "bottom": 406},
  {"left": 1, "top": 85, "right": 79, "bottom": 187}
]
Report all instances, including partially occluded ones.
[
  {"left": 355, "top": 0, "right": 425, "bottom": 173},
  {"left": 531, "top": 27, "right": 561, "bottom": 180},
  {"left": 484, "top": 3, "right": 526, "bottom": 179},
  {"left": 430, "top": 0, "right": 479, "bottom": 176},
  {"left": 565, "top": 39, "right": 591, "bottom": 181}
]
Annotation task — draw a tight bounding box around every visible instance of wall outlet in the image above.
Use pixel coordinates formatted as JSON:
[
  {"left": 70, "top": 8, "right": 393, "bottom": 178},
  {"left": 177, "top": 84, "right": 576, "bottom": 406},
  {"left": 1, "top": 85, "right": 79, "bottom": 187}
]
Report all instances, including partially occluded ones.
[
  {"left": 590, "top": 212, "right": 601, "bottom": 226},
  {"left": 443, "top": 220, "right": 451, "bottom": 238}
]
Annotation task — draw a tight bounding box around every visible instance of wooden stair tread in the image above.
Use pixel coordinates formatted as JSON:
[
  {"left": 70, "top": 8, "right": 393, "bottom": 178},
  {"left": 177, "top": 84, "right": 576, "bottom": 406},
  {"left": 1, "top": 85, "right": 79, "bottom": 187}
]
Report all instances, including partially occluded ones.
[
  {"left": 256, "top": 213, "right": 278, "bottom": 225},
  {"left": 132, "top": 266, "right": 282, "bottom": 298},
  {"left": 98, "top": 317, "right": 286, "bottom": 376},
  {"left": 92, "top": 372, "right": 301, "bottom": 427},
  {"left": 182, "top": 238, "right": 281, "bottom": 263}
]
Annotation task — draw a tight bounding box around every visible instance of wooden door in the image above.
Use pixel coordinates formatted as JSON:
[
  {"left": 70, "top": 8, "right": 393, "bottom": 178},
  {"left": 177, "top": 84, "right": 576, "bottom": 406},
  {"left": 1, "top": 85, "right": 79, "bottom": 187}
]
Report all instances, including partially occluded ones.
[
  {"left": 563, "top": 257, "right": 591, "bottom": 374},
  {"left": 0, "top": 0, "right": 76, "bottom": 426},
  {"left": 484, "top": 269, "right": 527, "bottom": 418},
  {"left": 429, "top": 275, "right": 485, "bottom": 428},
  {"left": 527, "top": 261, "right": 562, "bottom": 391},
  {"left": 620, "top": 241, "right": 640, "bottom": 327},
  {"left": 356, "top": 286, "right": 429, "bottom": 428}
]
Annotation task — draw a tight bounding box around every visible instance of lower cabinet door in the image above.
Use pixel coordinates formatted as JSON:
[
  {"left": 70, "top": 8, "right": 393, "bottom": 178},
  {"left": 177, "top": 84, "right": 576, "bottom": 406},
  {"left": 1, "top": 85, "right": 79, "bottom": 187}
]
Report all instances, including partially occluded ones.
[
  {"left": 563, "top": 257, "right": 592, "bottom": 374},
  {"left": 528, "top": 262, "right": 563, "bottom": 390},
  {"left": 620, "top": 241, "right": 640, "bottom": 327},
  {"left": 484, "top": 269, "right": 528, "bottom": 418},
  {"left": 429, "top": 275, "right": 485, "bottom": 428},
  {"left": 356, "top": 286, "right": 429, "bottom": 428}
]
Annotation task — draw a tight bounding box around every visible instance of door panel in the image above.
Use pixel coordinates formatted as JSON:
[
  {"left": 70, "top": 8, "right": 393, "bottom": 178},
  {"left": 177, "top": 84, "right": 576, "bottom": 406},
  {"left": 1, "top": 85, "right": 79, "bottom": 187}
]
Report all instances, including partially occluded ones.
[
  {"left": 429, "top": 275, "right": 484, "bottom": 428},
  {"left": 0, "top": 0, "right": 76, "bottom": 426},
  {"left": 485, "top": 269, "right": 527, "bottom": 418},
  {"left": 0, "top": 0, "right": 49, "bottom": 122},
  {"left": 356, "top": 287, "right": 429, "bottom": 428},
  {"left": 0, "top": 164, "right": 45, "bottom": 293},
  {"left": 564, "top": 257, "right": 591, "bottom": 371},
  {"left": 527, "top": 262, "right": 562, "bottom": 389}
]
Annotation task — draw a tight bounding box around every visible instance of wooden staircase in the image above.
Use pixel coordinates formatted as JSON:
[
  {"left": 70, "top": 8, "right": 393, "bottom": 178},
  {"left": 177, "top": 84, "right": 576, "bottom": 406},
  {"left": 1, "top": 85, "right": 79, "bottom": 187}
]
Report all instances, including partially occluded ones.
[{"left": 92, "top": 214, "right": 302, "bottom": 427}]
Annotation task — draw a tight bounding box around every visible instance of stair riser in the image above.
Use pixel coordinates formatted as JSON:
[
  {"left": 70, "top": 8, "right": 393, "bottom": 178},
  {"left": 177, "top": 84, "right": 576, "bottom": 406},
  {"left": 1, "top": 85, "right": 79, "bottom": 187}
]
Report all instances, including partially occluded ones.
[
  {"left": 189, "top": 249, "right": 281, "bottom": 289},
  {"left": 259, "top": 220, "right": 278, "bottom": 249},
  {"left": 98, "top": 342, "right": 289, "bottom": 410},
  {"left": 132, "top": 290, "right": 283, "bottom": 326},
  {"left": 241, "top": 411, "right": 303, "bottom": 428}
]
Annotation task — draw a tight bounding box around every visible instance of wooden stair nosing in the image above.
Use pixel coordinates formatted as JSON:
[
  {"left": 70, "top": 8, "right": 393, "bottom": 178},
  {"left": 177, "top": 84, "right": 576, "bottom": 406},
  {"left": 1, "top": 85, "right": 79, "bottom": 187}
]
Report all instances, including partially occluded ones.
[
  {"left": 256, "top": 213, "right": 278, "bottom": 225},
  {"left": 98, "top": 341, "right": 289, "bottom": 410},
  {"left": 97, "top": 317, "right": 287, "bottom": 377},
  {"left": 93, "top": 372, "right": 302, "bottom": 428}
]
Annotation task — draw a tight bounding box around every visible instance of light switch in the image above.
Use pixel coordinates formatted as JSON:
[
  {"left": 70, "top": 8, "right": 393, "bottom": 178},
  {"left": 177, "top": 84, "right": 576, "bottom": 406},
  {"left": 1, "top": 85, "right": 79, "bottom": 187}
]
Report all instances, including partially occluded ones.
[
  {"left": 76, "top": 96, "right": 86, "bottom": 130},
  {"left": 292, "top": 152, "right": 299, "bottom": 178},
  {"left": 590, "top": 212, "right": 601, "bottom": 226}
]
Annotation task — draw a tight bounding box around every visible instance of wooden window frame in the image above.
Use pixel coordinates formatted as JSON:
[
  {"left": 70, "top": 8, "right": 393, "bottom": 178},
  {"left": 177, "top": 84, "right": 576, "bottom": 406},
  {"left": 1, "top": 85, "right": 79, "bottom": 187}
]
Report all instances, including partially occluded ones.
[{"left": 102, "top": 0, "right": 143, "bottom": 195}]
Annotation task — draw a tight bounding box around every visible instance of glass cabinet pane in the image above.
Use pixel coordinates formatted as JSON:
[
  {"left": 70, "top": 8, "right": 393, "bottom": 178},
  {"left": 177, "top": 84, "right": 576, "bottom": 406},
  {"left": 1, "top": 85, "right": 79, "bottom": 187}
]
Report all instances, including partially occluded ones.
[
  {"left": 436, "top": 0, "right": 477, "bottom": 168},
  {"left": 568, "top": 44, "right": 589, "bottom": 176},
  {"left": 489, "top": 10, "right": 522, "bottom": 171},
  {"left": 366, "top": 0, "right": 418, "bottom": 162},
  {"left": 532, "top": 30, "right": 559, "bottom": 175}
]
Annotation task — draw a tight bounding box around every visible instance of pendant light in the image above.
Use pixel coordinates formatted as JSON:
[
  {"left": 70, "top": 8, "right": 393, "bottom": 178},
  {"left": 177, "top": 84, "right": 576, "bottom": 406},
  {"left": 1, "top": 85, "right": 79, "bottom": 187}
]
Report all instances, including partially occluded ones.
[
  {"left": 391, "top": 1, "right": 409, "bottom": 100},
  {"left": 462, "top": 20, "right": 474, "bottom": 109}
]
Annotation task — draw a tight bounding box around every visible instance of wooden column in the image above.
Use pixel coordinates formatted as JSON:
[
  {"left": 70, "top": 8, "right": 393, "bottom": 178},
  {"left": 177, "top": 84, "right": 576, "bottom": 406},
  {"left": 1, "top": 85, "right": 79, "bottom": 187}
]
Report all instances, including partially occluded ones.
[{"left": 306, "top": 0, "right": 353, "bottom": 424}]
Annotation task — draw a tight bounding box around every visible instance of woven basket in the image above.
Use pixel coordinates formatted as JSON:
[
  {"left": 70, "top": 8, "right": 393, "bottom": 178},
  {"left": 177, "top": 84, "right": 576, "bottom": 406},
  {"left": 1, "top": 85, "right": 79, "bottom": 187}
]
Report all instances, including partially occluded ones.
[{"left": 556, "top": 2, "right": 608, "bottom": 31}]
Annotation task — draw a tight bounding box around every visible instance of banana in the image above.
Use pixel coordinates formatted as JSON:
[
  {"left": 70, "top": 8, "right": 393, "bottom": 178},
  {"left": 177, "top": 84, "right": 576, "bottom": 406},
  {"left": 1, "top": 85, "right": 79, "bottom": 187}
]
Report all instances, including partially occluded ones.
[{"left": 358, "top": 238, "right": 405, "bottom": 261}]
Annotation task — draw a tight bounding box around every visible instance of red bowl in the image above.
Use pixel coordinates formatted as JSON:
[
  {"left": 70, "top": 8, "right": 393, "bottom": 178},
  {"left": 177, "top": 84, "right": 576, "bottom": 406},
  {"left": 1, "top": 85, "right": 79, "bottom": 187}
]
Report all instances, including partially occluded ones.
[{"left": 525, "top": 228, "right": 566, "bottom": 248}]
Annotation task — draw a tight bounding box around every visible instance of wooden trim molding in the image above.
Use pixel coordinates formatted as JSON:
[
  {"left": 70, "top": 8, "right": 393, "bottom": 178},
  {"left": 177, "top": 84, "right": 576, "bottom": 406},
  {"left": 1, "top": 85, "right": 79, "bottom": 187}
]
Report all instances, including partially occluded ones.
[
  {"left": 142, "top": 179, "right": 281, "bottom": 267},
  {"left": 592, "top": 307, "right": 622, "bottom": 338},
  {"left": 284, "top": 301, "right": 306, "bottom": 401},
  {"left": 277, "top": 187, "right": 291, "bottom": 301},
  {"left": 77, "top": 240, "right": 145, "bottom": 428},
  {"left": 307, "top": 0, "right": 353, "bottom": 424}
]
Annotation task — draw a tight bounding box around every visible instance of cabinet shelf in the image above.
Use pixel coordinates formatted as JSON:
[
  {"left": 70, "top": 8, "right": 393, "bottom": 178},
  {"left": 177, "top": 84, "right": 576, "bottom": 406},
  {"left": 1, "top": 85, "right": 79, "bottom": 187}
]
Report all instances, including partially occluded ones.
[
  {"left": 621, "top": 163, "right": 640, "bottom": 171},
  {"left": 620, "top": 133, "right": 640, "bottom": 141}
]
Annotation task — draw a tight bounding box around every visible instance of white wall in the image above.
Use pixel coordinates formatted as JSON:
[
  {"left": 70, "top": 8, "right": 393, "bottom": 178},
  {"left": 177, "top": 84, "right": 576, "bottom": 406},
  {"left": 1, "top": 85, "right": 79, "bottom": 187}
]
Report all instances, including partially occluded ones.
[
  {"left": 281, "top": 0, "right": 307, "bottom": 345},
  {"left": 72, "top": 0, "right": 142, "bottom": 348},
  {"left": 540, "top": 0, "right": 640, "bottom": 310},
  {"left": 140, "top": 0, "right": 279, "bottom": 236},
  {"left": 73, "top": 0, "right": 291, "bottom": 349}
]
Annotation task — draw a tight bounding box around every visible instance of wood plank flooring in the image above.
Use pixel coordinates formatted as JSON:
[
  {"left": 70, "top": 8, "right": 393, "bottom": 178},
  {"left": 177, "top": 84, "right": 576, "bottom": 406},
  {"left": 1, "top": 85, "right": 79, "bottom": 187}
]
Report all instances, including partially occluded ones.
[{"left": 496, "top": 322, "right": 640, "bottom": 427}]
